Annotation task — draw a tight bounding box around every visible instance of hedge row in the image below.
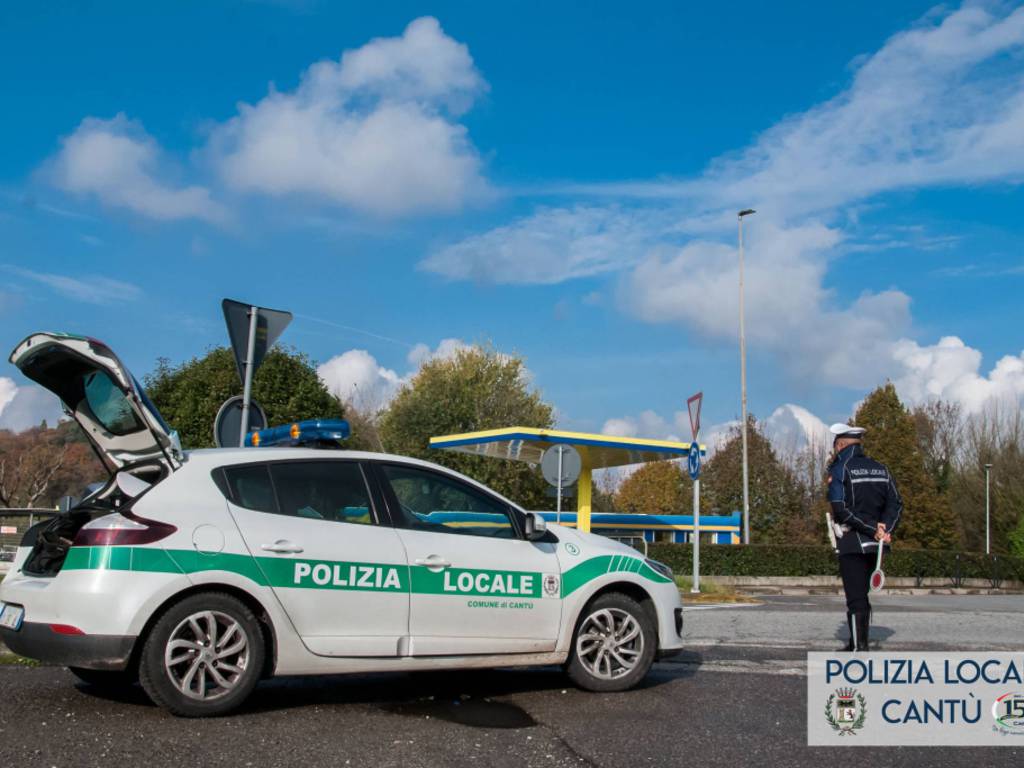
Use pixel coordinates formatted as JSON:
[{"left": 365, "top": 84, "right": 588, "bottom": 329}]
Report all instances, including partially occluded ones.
[{"left": 646, "top": 543, "right": 1024, "bottom": 585}]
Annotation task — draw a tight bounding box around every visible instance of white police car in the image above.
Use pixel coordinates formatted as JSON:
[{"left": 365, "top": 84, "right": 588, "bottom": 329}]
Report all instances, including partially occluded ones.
[{"left": 0, "top": 332, "right": 684, "bottom": 717}]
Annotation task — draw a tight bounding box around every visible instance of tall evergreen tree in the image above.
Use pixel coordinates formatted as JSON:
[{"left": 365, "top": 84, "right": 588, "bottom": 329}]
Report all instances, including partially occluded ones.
[
  {"left": 853, "top": 383, "right": 958, "bottom": 549},
  {"left": 702, "top": 416, "right": 804, "bottom": 544}
]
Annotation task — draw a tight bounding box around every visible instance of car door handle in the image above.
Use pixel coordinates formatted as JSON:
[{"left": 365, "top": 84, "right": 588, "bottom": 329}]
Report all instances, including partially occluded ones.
[
  {"left": 261, "top": 540, "right": 304, "bottom": 554},
  {"left": 415, "top": 555, "right": 451, "bottom": 568}
]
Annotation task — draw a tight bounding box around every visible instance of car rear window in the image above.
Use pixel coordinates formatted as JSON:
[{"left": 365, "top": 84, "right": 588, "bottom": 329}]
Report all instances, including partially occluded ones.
[
  {"left": 83, "top": 369, "right": 144, "bottom": 435},
  {"left": 270, "top": 462, "right": 374, "bottom": 525},
  {"left": 223, "top": 464, "right": 276, "bottom": 513},
  {"left": 221, "top": 462, "right": 375, "bottom": 525}
]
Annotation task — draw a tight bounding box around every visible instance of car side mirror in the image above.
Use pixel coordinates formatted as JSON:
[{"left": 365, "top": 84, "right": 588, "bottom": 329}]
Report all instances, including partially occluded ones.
[{"left": 524, "top": 512, "right": 548, "bottom": 541}]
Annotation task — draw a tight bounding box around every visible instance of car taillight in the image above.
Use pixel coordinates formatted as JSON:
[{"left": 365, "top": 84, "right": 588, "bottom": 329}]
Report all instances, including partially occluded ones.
[{"left": 73, "top": 512, "right": 177, "bottom": 546}]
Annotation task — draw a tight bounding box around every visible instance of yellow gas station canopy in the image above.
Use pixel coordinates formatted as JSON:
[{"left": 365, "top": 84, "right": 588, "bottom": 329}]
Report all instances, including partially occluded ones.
[
  {"left": 429, "top": 427, "right": 706, "bottom": 533},
  {"left": 429, "top": 426, "right": 703, "bottom": 467}
]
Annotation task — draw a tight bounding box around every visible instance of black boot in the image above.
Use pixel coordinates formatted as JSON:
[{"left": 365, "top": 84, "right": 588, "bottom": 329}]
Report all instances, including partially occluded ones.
[
  {"left": 838, "top": 612, "right": 854, "bottom": 651},
  {"left": 853, "top": 611, "right": 870, "bottom": 652}
]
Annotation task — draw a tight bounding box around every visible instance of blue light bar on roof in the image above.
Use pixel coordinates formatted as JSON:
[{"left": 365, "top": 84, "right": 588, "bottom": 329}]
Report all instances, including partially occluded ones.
[{"left": 245, "top": 418, "right": 350, "bottom": 448}]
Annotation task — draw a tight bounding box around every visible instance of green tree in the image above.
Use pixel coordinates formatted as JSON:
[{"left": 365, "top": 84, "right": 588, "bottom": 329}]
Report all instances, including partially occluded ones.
[
  {"left": 1010, "top": 514, "right": 1024, "bottom": 561},
  {"left": 144, "top": 347, "right": 344, "bottom": 450},
  {"left": 701, "top": 416, "right": 806, "bottom": 544},
  {"left": 592, "top": 471, "right": 621, "bottom": 513},
  {"left": 912, "top": 400, "right": 962, "bottom": 495},
  {"left": 853, "top": 383, "right": 958, "bottom": 549},
  {"left": 615, "top": 460, "right": 689, "bottom": 515},
  {"left": 379, "top": 346, "right": 554, "bottom": 509},
  {"left": 948, "top": 403, "right": 1024, "bottom": 554}
]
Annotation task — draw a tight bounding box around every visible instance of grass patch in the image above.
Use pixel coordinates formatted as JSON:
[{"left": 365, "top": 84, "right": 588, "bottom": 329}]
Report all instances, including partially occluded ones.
[
  {"left": 675, "top": 575, "right": 758, "bottom": 604},
  {"left": 0, "top": 652, "right": 39, "bottom": 667}
]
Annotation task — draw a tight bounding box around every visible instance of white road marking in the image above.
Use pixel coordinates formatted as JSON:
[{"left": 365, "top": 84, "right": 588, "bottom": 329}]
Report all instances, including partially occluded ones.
[
  {"left": 664, "top": 659, "right": 807, "bottom": 677},
  {"left": 683, "top": 603, "right": 759, "bottom": 611}
]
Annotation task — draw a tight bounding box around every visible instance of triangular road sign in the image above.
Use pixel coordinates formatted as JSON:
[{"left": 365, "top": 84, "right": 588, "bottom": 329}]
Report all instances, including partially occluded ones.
[{"left": 222, "top": 299, "right": 293, "bottom": 384}]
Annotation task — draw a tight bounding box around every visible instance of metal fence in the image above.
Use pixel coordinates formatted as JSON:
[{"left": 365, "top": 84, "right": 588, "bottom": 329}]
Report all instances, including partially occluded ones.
[{"left": 0, "top": 509, "right": 58, "bottom": 554}]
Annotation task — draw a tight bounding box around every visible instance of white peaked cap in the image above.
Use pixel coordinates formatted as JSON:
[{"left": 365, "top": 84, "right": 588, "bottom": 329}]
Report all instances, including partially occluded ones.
[{"left": 829, "top": 423, "right": 867, "bottom": 437}]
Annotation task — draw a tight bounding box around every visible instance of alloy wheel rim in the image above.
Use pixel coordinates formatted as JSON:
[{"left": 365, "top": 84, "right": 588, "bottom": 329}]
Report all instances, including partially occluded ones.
[
  {"left": 576, "top": 607, "right": 644, "bottom": 680},
  {"left": 164, "top": 610, "right": 249, "bottom": 701}
]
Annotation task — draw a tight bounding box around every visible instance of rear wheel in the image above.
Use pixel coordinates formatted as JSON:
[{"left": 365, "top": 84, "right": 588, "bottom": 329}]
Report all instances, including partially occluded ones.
[
  {"left": 68, "top": 666, "right": 137, "bottom": 689},
  {"left": 139, "top": 592, "right": 264, "bottom": 717},
  {"left": 566, "top": 592, "right": 656, "bottom": 692}
]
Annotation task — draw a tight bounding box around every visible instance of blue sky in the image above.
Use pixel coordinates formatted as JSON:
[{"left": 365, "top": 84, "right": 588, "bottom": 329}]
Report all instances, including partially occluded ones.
[{"left": 2, "top": 1, "right": 1023, "bottom": 449}]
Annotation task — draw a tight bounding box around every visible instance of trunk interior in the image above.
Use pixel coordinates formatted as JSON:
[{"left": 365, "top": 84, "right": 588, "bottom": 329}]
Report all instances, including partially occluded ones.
[
  {"left": 18, "top": 462, "right": 169, "bottom": 577},
  {"left": 19, "top": 509, "right": 98, "bottom": 577}
]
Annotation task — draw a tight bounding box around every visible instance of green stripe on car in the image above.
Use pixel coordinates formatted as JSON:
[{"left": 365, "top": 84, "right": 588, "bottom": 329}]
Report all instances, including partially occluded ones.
[{"left": 61, "top": 546, "right": 670, "bottom": 597}]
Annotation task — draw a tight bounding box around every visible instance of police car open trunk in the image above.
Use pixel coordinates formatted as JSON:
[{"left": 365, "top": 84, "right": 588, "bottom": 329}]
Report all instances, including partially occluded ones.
[{"left": 9, "top": 332, "right": 181, "bottom": 576}]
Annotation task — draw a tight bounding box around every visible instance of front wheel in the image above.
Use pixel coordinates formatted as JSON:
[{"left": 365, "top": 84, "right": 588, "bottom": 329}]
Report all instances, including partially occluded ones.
[
  {"left": 138, "top": 592, "right": 265, "bottom": 717},
  {"left": 566, "top": 592, "right": 657, "bottom": 692}
]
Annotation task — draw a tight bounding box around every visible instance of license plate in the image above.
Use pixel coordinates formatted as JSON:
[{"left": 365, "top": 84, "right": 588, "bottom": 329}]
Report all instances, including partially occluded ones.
[{"left": 0, "top": 603, "right": 24, "bottom": 631}]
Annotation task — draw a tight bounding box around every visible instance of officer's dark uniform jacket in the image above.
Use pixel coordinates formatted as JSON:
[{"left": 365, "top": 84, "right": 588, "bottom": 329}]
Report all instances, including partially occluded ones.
[{"left": 827, "top": 444, "right": 902, "bottom": 556}]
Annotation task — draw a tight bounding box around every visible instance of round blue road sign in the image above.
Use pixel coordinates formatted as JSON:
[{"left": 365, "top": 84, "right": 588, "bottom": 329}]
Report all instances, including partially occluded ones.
[{"left": 688, "top": 441, "right": 701, "bottom": 480}]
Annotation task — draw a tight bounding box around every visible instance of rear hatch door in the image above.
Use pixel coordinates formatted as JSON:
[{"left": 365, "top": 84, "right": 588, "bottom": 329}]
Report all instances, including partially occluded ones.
[{"left": 9, "top": 332, "right": 180, "bottom": 474}]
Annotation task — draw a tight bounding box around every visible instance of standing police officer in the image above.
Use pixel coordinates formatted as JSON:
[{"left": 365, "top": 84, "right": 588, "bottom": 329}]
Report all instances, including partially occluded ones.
[{"left": 826, "top": 423, "right": 902, "bottom": 651}]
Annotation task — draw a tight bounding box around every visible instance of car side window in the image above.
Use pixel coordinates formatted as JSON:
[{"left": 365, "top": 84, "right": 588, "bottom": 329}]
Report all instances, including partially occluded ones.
[
  {"left": 379, "top": 464, "right": 516, "bottom": 539},
  {"left": 223, "top": 464, "right": 277, "bottom": 514},
  {"left": 269, "top": 461, "right": 375, "bottom": 525}
]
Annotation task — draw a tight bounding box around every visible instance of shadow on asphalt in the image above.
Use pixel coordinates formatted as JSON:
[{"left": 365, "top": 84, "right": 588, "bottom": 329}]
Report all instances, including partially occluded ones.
[
  {"left": 72, "top": 661, "right": 695, "bottom": 723},
  {"left": 831, "top": 620, "right": 896, "bottom": 646}
]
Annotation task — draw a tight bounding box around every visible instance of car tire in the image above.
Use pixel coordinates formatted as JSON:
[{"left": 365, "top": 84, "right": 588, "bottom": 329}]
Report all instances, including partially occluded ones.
[
  {"left": 566, "top": 592, "right": 656, "bottom": 693},
  {"left": 138, "top": 592, "right": 264, "bottom": 717},
  {"left": 68, "top": 666, "right": 137, "bottom": 689}
]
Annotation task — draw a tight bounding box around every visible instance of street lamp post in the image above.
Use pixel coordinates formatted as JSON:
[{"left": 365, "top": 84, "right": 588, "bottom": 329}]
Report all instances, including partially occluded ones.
[
  {"left": 738, "top": 209, "right": 756, "bottom": 545},
  {"left": 984, "top": 463, "right": 993, "bottom": 555}
]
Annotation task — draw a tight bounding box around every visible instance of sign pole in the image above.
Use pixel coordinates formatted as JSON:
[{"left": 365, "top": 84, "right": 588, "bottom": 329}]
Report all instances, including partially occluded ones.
[
  {"left": 692, "top": 446, "right": 701, "bottom": 594},
  {"left": 556, "top": 446, "right": 563, "bottom": 525},
  {"left": 238, "top": 306, "right": 259, "bottom": 446},
  {"left": 686, "top": 391, "right": 703, "bottom": 595}
]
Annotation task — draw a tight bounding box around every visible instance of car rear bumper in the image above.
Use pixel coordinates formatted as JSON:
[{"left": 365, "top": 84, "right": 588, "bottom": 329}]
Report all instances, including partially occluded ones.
[{"left": 1, "top": 622, "right": 135, "bottom": 671}]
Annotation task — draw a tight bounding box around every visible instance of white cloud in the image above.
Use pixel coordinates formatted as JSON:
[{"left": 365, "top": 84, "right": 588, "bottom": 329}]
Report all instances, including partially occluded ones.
[
  {"left": 48, "top": 114, "right": 225, "bottom": 222},
  {"left": 422, "top": 6, "right": 1024, "bottom": 413},
  {"left": 8, "top": 266, "right": 142, "bottom": 305},
  {"left": 327, "top": 17, "right": 484, "bottom": 111},
  {"left": 317, "top": 349, "right": 402, "bottom": 412},
  {"left": 690, "top": 5, "right": 1024, "bottom": 217},
  {"left": 603, "top": 402, "right": 830, "bottom": 462},
  {"left": 564, "top": 5, "right": 1024, "bottom": 217},
  {"left": 209, "top": 16, "right": 488, "bottom": 216},
  {"left": 762, "top": 404, "right": 831, "bottom": 457},
  {"left": 406, "top": 337, "right": 470, "bottom": 368},
  {"left": 891, "top": 336, "right": 1024, "bottom": 413},
  {"left": 422, "top": 206, "right": 662, "bottom": 284},
  {"left": 318, "top": 338, "right": 472, "bottom": 412},
  {"left": 601, "top": 409, "right": 686, "bottom": 442},
  {"left": 0, "top": 379, "right": 65, "bottom": 432},
  {"left": 433, "top": 4, "right": 1024, "bottom": 285},
  {"left": 0, "top": 378, "right": 16, "bottom": 415},
  {"left": 620, "top": 221, "right": 912, "bottom": 387}
]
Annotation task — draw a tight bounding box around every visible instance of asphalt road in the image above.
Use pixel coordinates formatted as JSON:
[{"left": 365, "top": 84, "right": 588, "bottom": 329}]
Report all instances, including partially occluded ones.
[
  {"left": 0, "top": 595, "right": 1020, "bottom": 768},
  {"left": 686, "top": 592, "right": 1024, "bottom": 651}
]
